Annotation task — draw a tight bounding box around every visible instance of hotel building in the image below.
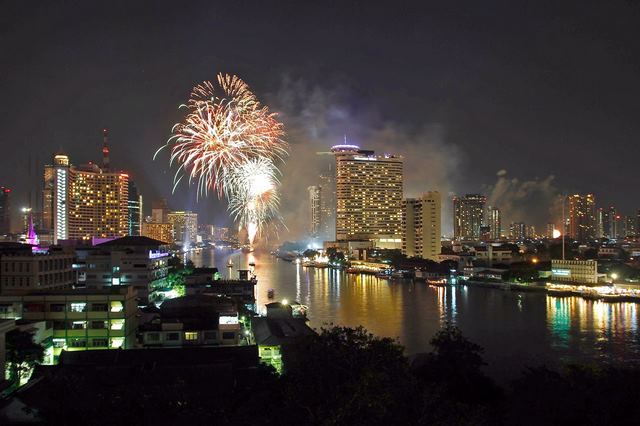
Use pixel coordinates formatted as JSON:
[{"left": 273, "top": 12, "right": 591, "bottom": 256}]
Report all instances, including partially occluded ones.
[
  {"left": 453, "top": 194, "right": 486, "bottom": 242},
  {"left": 333, "top": 144, "right": 403, "bottom": 248},
  {"left": 568, "top": 194, "right": 596, "bottom": 242}
]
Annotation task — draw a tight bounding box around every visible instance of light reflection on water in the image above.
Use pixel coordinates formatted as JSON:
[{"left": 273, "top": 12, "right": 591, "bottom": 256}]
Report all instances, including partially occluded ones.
[{"left": 188, "top": 249, "right": 640, "bottom": 380}]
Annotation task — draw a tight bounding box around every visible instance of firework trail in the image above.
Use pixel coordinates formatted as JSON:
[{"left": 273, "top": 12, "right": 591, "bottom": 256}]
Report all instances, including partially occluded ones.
[{"left": 155, "top": 73, "right": 288, "bottom": 244}]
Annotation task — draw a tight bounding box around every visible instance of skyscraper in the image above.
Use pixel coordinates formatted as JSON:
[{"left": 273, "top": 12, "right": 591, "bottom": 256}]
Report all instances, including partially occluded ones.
[
  {"left": 128, "top": 181, "right": 142, "bottom": 236},
  {"left": 43, "top": 153, "right": 70, "bottom": 243},
  {"left": 334, "top": 144, "right": 403, "bottom": 247},
  {"left": 308, "top": 185, "right": 321, "bottom": 238},
  {"left": 0, "top": 187, "right": 10, "bottom": 235},
  {"left": 453, "top": 194, "right": 486, "bottom": 242},
  {"left": 509, "top": 222, "right": 526, "bottom": 240},
  {"left": 487, "top": 206, "right": 501, "bottom": 240},
  {"left": 318, "top": 169, "right": 336, "bottom": 241},
  {"left": 568, "top": 194, "right": 596, "bottom": 242},
  {"left": 402, "top": 191, "right": 442, "bottom": 260},
  {"left": 167, "top": 211, "right": 198, "bottom": 244}
]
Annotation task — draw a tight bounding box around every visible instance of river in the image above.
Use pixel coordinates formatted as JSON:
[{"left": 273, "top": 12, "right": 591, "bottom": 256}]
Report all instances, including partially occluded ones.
[{"left": 186, "top": 248, "right": 640, "bottom": 381}]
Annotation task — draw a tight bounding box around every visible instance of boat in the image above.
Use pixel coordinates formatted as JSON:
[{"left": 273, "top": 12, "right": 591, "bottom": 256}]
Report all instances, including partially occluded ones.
[{"left": 267, "top": 288, "right": 275, "bottom": 299}]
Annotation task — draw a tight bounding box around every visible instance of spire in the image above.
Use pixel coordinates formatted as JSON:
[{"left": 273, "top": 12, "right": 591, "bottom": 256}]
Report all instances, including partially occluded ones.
[
  {"left": 102, "top": 128, "right": 110, "bottom": 172},
  {"left": 26, "top": 212, "right": 38, "bottom": 246}
]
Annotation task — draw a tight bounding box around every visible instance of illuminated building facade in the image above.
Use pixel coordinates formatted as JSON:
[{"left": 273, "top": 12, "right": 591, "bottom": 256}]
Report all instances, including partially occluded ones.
[
  {"left": 141, "top": 222, "right": 173, "bottom": 244},
  {"left": 333, "top": 145, "right": 403, "bottom": 246},
  {"left": 453, "top": 194, "right": 486, "bottom": 242},
  {"left": 509, "top": 222, "right": 526, "bottom": 240},
  {"left": 318, "top": 170, "right": 336, "bottom": 242},
  {"left": 402, "top": 191, "right": 441, "bottom": 260},
  {"left": 167, "top": 211, "right": 198, "bottom": 244},
  {"left": 43, "top": 154, "right": 71, "bottom": 243},
  {"left": 0, "top": 286, "right": 138, "bottom": 361},
  {"left": 568, "top": 194, "right": 596, "bottom": 242},
  {"left": 550, "top": 259, "right": 599, "bottom": 284},
  {"left": 308, "top": 185, "right": 321, "bottom": 238},
  {"left": 68, "top": 163, "right": 129, "bottom": 240},
  {"left": 487, "top": 206, "right": 501, "bottom": 240}
]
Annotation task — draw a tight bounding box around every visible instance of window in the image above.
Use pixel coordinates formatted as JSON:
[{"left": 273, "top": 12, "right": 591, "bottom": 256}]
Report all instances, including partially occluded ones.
[
  {"left": 165, "top": 332, "right": 180, "bottom": 341},
  {"left": 222, "top": 332, "right": 235, "bottom": 340},
  {"left": 69, "top": 339, "right": 86, "bottom": 348},
  {"left": 50, "top": 303, "right": 66, "bottom": 312},
  {"left": 72, "top": 321, "right": 86, "bottom": 330},
  {"left": 70, "top": 303, "right": 87, "bottom": 312},
  {"left": 204, "top": 331, "right": 216, "bottom": 340},
  {"left": 53, "top": 338, "right": 66, "bottom": 348},
  {"left": 184, "top": 332, "right": 198, "bottom": 341},
  {"left": 24, "top": 303, "right": 45, "bottom": 313},
  {"left": 110, "top": 319, "right": 124, "bottom": 330},
  {"left": 92, "top": 338, "right": 108, "bottom": 347},
  {"left": 110, "top": 301, "right": 123, "bottom": 312},
  {"left": 147, "top": 333, "right": 160, "bottom": 342},
  {"left": 91, "top": 321, "right": 107, "bottom": 329},
  {"left": 110, "top": 338, "right": 124, "bottom": 348},
  {"left": 52, "top": 321, "right": 66, "bottom": 330},
  {"left": 91, "top": 303, "right": 108, "bottom": 312}
]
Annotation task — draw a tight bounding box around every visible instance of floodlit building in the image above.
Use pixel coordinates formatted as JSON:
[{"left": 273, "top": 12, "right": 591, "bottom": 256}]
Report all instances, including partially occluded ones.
[
  {"left": 333, "top": 144, "right": 403, "bottom": 248},
  {"left": 43, "top": 153, "right": 70, "bottom": 243},
  {"left": 550, "top": 259, "right": 600, "bottom": 284},
  {"left": 402, "top": 191, "right": 442, "bottom": 260},
  {"left": 453, "top": 194, "right": 486, "bottom": 242},
  {"left": 167, "top": 211, "right": 198, "bottom": 244},
  {"left": 0, "top": 243, "right": 75, "bottom": 295},
  {"left": 127, "top": 181, "right": 142, "bottom": 236},
  {"left": 568, "top": 194, "right": 596, "bottom": 242},
  {"left": 141, "top": 221, "right": 173, "bottom": 244},
  {"left": 0, "top": 286, "right": 138, "bottom": 362}
]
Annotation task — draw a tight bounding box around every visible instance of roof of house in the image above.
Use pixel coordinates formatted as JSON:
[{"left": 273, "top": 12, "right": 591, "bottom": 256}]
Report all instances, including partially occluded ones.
[{"left": 252, "top": 317, "right": 315, "bottom": 346}]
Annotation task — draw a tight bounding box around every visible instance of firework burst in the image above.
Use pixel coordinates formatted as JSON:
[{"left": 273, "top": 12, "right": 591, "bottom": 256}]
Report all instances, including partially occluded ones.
[{"left": 156, "top": 73, "right": 288, "bottom": 244}]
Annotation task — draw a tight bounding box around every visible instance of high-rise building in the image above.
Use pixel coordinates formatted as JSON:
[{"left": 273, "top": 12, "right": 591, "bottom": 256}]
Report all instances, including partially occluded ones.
[
  {"left": 598, "top": 206, "right": 616, "bottom": 239},
  {"left": 151, "top": 199, "right": 169, "bottom": 223},
  {"left": 167, "top": 211, "right": 198, "bottom": 244},
  {"left": 402, "top": 191, "right": 441, "bottom": 260},
  {"left": 625, "top": 215, "right": 636, "bottom": 238},
  {"left": 307, "top": 185, "right": 321, "bottom": 238},
  {"left": 0, "top": 187, "right": 10, "bottom": 235},
  {"left": 568, "top": 194, "right": 596, "bottom": 242},
  {"left": 487, "top": 206, "right": 501, "bottom": 240},
  {"left": 141, "top": 221, "right": 173, "bottom": 244},
  {"left": 68, "top": 163, "right": 129, "bottom": 240},
  {"left": 546, "top": 223, "right": 555, "bottom": 239},
  {"left": 333, "top": 145, "right": 403, "bottom": 247},
  {"left": 453, "top": 194, "right": 486, "bottom": 242},
  {"left": 318, "top": 169, "right": 336, "bottom": 241},
  {"left": 43, "top": 153, "right": 70, "bottom": 243},
  {"left": 509, "top": 222, "right": 526, "bottom": 240},
  {"left": 127, "top": 181, "right": 142, "bottom": 236}
]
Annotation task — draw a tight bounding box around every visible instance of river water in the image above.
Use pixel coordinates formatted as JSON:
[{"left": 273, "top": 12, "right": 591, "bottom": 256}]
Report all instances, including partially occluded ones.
[{"left": 187, "top": 248, "right": 640, "bottom": 381}]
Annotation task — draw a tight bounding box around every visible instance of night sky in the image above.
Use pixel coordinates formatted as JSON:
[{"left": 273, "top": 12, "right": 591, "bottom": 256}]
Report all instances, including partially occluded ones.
[{"left": 2, "top": 1, "right": 639, "bottom": 235}]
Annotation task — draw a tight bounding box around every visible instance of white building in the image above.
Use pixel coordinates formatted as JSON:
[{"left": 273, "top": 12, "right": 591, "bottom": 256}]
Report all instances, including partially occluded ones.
[{"left": 402, "top": 191, "right": 442, "bottom": 260}]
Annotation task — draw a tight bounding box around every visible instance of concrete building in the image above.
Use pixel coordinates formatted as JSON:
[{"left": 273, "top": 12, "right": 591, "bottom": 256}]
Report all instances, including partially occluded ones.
[
  {"left": 333, "top": 144, "right": 403, "bottom": 247},
  {"left": 43, "top": 154, "right": 70, "bottom": 243},
  {"left": 568, "top": 194, "right": 596, "bottom": 242},
  {"left": 509, "top": 222, "right": 526, "bottom": 240},
  {"left": 127, "top": 181, "right": 142, "bottom": 237},
  {"left": 453, "top": 194, "right": 486, "bottom": 242},
  {"left": 0, "top": 286, "right": 138, "bottom": 363},
  {"left": 167, "top": 211, "right": 198, "bottom": 245},
  {"left": 473, "top": 244, "right": 516, "bottom": 266},
  {"left": 0, "top": 243, "right": 75, "bottom": 295},
  {"left": 487, "top": 206, "right": 501, "bottom": 240},
  {"left": 318, "top": 170, "right": 336, "bottom": 242},
  {"left": 402, "top": 191, "right": 442, "bottom": 260},
  {"left": 0, "top": 187, "right": 10, "bottom": 236},
  {"left": 308, "top": 185, "right": 321, "bottom": 238},
  {"left": 74, "top": 236, "right": 169, "bottom": 303},
  {"left": 140, "top": 294, "right": 241, "bottom": 348},
  {"left": 550, "top": 259, "right": 600, "bottom": 284}
]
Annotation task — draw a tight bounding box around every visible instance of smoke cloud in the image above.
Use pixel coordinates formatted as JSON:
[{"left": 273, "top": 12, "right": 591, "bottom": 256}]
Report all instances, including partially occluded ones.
[
  {"left": 267, "top": 76, "right": 462, "bottom": 240},
  {"left": 484, "top": 170, "right": 563, "bottom": 231}
]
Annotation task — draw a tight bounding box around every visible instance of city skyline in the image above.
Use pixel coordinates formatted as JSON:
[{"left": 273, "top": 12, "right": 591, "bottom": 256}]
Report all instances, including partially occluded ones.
[{"left": 2, "top": 2, "right": 640, "bottom": 239}]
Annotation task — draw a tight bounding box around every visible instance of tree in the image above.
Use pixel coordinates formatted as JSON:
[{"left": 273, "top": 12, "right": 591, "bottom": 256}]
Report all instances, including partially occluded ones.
[
  {"left": 6, "top": 329, "right": 44, "bottom": 385},
  {"left": 281, "top": 325, "right": 416, "bottom": 424}
]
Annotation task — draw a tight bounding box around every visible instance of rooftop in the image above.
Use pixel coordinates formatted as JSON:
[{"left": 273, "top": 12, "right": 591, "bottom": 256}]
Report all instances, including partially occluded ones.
[{"left": 96, "top": 235, "right": 167, "bottom": 247}]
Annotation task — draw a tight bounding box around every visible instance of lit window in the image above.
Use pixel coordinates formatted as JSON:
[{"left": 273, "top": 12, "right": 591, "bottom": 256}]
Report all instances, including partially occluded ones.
[
  {"left": 110, "top": 301, "right": 123, "bottom": 312},
  {"left": 184, "top": 332, "right": 198, "bottom": 341},
  {"left": 110, "top": 319, "right": 125, "bottom": 330},
  {"left": 70, "top": 303, "right": 86, "bottom": 312},
  {"left": 110, "top": 338, "right": 124, "bottom": 348}
]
